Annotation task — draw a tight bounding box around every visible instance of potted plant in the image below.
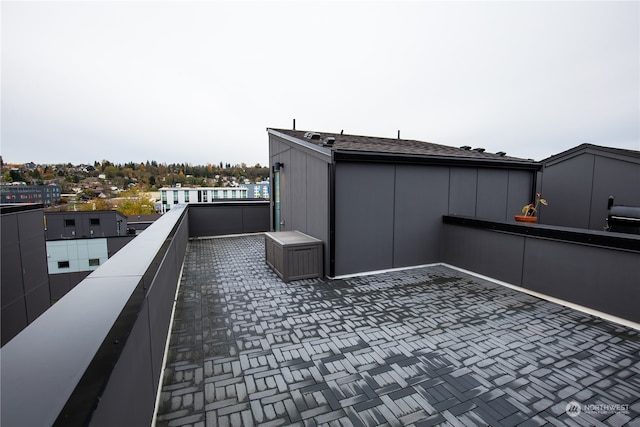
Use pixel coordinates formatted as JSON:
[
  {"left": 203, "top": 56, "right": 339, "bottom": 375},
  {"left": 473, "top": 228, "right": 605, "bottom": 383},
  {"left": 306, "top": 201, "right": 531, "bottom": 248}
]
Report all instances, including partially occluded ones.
[{"left": 515, "top": 192, "right": 547, "bottom": 223}]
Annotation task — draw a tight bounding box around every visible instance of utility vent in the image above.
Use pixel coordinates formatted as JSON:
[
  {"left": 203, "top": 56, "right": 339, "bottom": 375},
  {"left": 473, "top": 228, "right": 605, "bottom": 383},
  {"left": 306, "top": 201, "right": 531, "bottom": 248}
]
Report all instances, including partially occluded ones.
[
  {"left": 323, "top": 137, "right": 335, "bottom": 146},
  {"left": 460, "top": 146, "right": 471, "bottom": 150},
  {"left": 304, "top": 132, "right": 321, "bottom": 140},
  {"left": 473, "top": 148, "right": 485, "bottom": 152},
  {"left": 496, "top": 151, "right": 507, "bottom": 157}
]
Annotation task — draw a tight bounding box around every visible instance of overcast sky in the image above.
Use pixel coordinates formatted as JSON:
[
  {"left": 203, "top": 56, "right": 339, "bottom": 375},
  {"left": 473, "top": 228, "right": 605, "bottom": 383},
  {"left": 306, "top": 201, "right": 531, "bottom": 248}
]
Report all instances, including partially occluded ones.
[{"left": 2, "top": 1, "right": 639, "bottom": 166}]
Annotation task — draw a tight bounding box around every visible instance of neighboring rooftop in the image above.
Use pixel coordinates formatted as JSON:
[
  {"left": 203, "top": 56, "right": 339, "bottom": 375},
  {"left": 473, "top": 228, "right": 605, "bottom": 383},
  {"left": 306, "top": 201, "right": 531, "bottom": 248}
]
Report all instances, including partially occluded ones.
[
  {"left": 270, "top": 128, "right": 537, "bottom": 165},
  {"left": 542, "top": 143, "right": 640, "bottom": 165},
  {"left": 156, "top": 234, "right": 640, "bottom": 426}
]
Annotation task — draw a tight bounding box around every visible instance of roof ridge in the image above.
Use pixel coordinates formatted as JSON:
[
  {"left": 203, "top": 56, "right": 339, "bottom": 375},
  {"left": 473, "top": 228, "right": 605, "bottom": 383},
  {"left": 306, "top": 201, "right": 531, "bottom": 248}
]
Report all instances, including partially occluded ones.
[{"left": 269, "top": 128, "right": 535, "bottom": 163}]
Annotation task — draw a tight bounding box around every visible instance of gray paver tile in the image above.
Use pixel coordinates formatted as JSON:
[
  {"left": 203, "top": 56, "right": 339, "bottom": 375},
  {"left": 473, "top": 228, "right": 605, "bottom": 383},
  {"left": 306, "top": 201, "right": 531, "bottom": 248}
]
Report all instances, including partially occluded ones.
[{"left": 156, "top": 235, "right": 640, "bottom": 427}]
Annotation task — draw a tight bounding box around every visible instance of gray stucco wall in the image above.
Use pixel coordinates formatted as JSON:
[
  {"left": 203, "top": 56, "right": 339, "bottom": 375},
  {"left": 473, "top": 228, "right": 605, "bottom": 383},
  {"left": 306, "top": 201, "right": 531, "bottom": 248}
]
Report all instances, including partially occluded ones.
[
  {"left": 539, "top": 150, "right": 640, "bottom": 230},
  {"left": 269, "top": 134, "right": 331, "bottom": 275},
  {"left": 1, "top": 207, "right": 50, "bottom": 346},
  {"left": 334, "top": 163, "right": 535, "bottom": 276}
]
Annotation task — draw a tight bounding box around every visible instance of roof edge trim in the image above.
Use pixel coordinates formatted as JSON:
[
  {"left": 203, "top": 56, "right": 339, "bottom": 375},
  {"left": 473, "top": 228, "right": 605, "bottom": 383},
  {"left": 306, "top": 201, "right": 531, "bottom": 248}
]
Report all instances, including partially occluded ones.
[
  {"left": 267, "top": 128, "right": 332, "bottom": 157},
  {"left": 334, "top": 150, "right": 542, "bottom": 170},
  {"left": 542, "top": 143, "right": 640, "bottom": 166}
]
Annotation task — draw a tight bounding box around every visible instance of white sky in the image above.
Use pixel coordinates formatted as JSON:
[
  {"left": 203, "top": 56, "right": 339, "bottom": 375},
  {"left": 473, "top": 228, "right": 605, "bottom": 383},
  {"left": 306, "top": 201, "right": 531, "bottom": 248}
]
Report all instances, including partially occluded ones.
[{"left": 2, "top": 1, "right": 639, "bottom": 166}]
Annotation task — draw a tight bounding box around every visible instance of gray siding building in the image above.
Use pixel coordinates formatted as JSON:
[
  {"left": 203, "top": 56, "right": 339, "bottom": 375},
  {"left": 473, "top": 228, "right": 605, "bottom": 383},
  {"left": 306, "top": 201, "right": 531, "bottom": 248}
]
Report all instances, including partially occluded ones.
[
  {"left": 44, "top": 211, "right": 135, "bottom": 301},
  {"left": 1, "top": 208, "right": 137, "bottom": 345},
  {"left": 268, "top": 128, "right": 541, "bottom": 277},
  {"left": 1, "top": 204, "right": 50, "bottom": 346},
  {"left": 44, "top": 210, "right": 130, "bottom": 240},
  {"left": 538, "top": 143, "right": 640, "bottom": 230}
]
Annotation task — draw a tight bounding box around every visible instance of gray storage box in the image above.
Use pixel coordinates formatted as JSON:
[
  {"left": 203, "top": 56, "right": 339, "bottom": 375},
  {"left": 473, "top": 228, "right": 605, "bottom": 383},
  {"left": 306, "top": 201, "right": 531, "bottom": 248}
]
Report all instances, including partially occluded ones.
[{"left": 265, "top": 231, "right": 323, "bottom": 282}]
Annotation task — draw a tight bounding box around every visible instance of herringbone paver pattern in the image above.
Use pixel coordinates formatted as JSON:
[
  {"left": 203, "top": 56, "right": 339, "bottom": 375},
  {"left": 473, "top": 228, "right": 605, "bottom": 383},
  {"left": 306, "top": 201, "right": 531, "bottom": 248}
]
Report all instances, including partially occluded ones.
[{"left": 156, "top": 234, "right": 640, "bottom": 427}]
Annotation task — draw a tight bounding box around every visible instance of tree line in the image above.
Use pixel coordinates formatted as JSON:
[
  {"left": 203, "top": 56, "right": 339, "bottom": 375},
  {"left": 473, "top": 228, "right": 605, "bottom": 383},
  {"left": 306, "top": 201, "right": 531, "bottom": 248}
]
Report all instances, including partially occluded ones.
[{"left": 2, "top": 160, "right": 270, "bottom": 190}]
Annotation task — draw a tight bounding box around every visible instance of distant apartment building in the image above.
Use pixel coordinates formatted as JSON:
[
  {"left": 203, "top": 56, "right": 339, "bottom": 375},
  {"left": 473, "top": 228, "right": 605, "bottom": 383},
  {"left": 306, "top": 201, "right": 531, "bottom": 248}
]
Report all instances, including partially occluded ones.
[
  {"left": 0, "top": 184, "right": 61, "bottom": 207},
  {"left": 246, "top": 182, "right": 271, "bottom": 199},
  {"left": 159, "top": 184, "right": 270, "bottom": 213}
]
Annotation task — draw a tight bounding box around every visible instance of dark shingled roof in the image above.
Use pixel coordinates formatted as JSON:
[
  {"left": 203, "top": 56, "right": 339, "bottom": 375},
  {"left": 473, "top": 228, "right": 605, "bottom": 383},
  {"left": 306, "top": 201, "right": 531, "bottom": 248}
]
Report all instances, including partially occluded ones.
[{"left": 271, "top": 128, "right": 537, "bottom": 164}]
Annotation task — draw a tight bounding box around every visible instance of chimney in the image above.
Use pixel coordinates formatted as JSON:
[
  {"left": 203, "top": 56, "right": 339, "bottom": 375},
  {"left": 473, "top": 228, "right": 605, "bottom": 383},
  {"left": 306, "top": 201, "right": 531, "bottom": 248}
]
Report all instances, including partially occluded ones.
[{"left": 397, "top": 130, "right": 400, "bottom": 139}]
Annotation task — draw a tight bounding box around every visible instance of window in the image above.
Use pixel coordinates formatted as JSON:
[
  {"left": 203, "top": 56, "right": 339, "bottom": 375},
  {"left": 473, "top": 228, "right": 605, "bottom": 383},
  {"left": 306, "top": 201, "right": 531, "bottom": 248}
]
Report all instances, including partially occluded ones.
[
  {"left": 202, "top": 191, "right": 208, "bottom": 202},
  {"left": 90, "top": 218, "right": 100, "bottom": 226},
  {"left": 161, "top": 192, "right": 167, "bottom": 203},
  {"left": 184, "top": 190, "right": 190, "bottom": 203},
  {"left": 89, "top": 258, "right": 100, "bottom": 266},
  {"left": 58, "top": 261, "right": 70, "bottom": 269},
  {"left": 64, "top": 219, "right": 75, "bottom": 227},
  {"left": 198, "top": 191, "right": 202, "bottom": 202},
  {"left": 173, "top": 191, "right": 179, "bottom": 204}
]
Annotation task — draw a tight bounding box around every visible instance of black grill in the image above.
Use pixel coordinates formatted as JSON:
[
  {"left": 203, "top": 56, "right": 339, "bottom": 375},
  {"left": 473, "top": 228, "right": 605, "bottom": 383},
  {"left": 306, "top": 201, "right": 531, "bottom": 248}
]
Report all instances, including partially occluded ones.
[{"left": 607, "top": 196, "right": 640, "bottom": 234}]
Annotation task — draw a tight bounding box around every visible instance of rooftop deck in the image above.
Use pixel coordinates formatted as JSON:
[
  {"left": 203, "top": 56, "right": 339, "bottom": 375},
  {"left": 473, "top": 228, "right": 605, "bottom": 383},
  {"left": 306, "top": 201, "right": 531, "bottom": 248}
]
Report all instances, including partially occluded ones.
[{"left": 156, "top": 234, "right": 640, "bottom": 426}]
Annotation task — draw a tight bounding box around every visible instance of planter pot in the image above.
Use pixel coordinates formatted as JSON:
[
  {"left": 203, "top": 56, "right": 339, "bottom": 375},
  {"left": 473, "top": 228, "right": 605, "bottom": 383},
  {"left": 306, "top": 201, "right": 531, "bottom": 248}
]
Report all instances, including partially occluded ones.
[{"left": 514, "top": 215, "right": 537, "bottom": 223}]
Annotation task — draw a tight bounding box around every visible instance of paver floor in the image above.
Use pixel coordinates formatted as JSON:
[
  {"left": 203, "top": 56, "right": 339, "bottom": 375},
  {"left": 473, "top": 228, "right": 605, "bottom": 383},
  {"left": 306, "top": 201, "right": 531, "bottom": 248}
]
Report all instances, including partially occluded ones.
[{"left": 156, "top": 234, "right": 640, "bottom": 427}]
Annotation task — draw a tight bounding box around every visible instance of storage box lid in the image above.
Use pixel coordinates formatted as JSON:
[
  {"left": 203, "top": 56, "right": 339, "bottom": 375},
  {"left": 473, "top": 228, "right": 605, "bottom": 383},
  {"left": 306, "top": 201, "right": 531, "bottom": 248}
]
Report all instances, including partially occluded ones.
[{"left": 265, "top": 231, "right": 322, "bottom": 245}]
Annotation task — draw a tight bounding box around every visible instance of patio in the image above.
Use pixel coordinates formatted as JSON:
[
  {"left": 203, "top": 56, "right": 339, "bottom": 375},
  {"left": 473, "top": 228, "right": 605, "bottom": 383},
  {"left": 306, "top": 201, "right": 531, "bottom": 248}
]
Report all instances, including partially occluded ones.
[{"left": 156, "top": 234, "right": 640, "bottom": 426}]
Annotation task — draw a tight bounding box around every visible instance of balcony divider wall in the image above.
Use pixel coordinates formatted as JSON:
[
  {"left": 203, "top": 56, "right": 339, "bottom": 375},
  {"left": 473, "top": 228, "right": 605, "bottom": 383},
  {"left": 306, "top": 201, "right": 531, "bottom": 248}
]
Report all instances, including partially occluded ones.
[
  {"left": 441, "top": 215, "right": 640, "bottom": 324},
  {"left": 0, "top": 201, "right": 270, "bottom": 427}
]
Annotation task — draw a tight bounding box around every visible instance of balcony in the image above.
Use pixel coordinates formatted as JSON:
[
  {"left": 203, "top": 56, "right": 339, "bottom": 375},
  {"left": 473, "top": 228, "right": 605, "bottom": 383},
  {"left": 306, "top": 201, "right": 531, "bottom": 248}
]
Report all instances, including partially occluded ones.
[{"left": 1, "top": 201, "right": 639, "bottom": 426}]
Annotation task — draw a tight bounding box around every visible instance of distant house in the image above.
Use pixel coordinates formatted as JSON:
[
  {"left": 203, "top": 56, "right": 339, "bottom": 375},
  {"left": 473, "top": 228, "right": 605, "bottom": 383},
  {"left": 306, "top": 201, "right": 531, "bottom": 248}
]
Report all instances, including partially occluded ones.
[
  {"left": 267, "top": 128, "right": 541, "bottom": 277},
  {"left": 538, "top": 143, "right": 640, "bottom": 230}
]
